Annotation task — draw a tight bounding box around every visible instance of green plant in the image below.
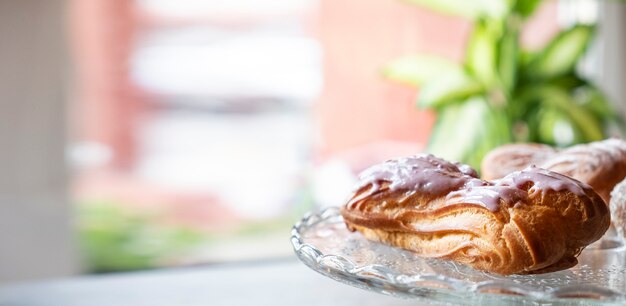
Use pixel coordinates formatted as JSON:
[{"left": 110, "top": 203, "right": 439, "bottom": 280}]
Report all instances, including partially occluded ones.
[
  {"left": 77, "top": 200, "right": 301, "bottom": 273},
  {"left": 384, "top": 0, "right": 622, "bottom": 169},
  {"left": 77, "top": 202, "right": 205, "bottom": 273}
]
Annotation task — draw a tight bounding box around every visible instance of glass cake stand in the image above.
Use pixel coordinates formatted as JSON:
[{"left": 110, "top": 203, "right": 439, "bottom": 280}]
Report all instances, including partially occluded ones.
[{"left": 291, "top": 207, "right": 626, "bottom": 306}]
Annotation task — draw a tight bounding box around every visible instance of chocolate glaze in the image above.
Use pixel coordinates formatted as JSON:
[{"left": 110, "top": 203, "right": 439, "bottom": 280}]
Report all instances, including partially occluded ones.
[
  {"left": 540, "top": 138, "right": 626, "bottom": 177},
  {"left": 357, "top": 154, "right": 480, "bottom": 197},
  {"left": 447, "top": 185, "right": 528, "bottom": 211},
  {"left": 498, "top": 165, "right": 589, "bottom": 197},
  {"left": 354, "top": 155, "right": 595, "bottom": 212}
]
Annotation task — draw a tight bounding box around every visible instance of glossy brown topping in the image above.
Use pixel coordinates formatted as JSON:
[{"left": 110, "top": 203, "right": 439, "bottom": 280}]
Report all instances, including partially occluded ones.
[
  {"left": 498, "top": 166, "right": 589, "bottom": 197},
  {"left": 357, "top": 154, "right": 481, "bottom": 198},
  {"left": 353, "top": 156, "right": 595, "bottom": 212},
  {"left": 447, "top": 185, "right": 527, "bottom": 211},
  {"left": 540, "top": 138, "right": 626, "bottom": 175},
  {"left": 481, "top": 138, "right": 626, "bottom": 203},
  {"left": 448, "top": 166, "right": 594, "bottom": 211}
]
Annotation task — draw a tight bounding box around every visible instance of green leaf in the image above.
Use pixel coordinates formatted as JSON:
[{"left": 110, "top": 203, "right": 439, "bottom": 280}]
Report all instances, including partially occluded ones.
[
  {"left": 427, "top": 96, "right": 512, "bottom": 169},
  {"left": 417, "top": 72, "right": 484, "bottom": 109},
  {"left": 518, "top": 86, "right": 605, "bottom": 142},
  {"left": 536, "top": 107, "right": 585, "bottom": 147},
  {"left": 497, "top": 20, "right": 520, "bottom": 93},
  {"left": 519, "top": 49, "right": 539, "bottom": 68},
  {"left": 524, "top": 107, "right": 542, "bottom": 142},
  {"left": 548, "top": 74, "right": 586, "bottom": 90},
  {"left": 526, "top": 25, "right": 596, "bottom": 80},
  {"left": 573, "top": 85, "right": 617, "bottom": 119},
  {"left": 466, "top": 19, "right": 499, "bottom": 86},
  {"left": 402, "top": 0, "right": 509, "bottom": 19},
  {"left": 512, "top": 0, "right": 542, "bottom": 17},
  {"left": 382, "top": 54, "right": 462, "bottom": 87}
]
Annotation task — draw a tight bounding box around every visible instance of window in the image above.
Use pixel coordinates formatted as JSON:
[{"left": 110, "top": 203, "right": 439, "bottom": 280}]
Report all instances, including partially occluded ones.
[{"left": 70, "top": 0, "right": 320, "bottom": 272}]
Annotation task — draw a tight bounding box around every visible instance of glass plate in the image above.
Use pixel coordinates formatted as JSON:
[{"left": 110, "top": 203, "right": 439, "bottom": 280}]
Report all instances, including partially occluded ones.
[{"left": 291, "top": 207, "right": 626, "bottom": 306}]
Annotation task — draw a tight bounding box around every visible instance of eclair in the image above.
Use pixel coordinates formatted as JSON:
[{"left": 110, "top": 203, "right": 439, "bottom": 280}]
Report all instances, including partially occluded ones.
[
  {"left": 342, "top": 154, "right": 610, "bottom": 275},
  {"left": 481, "top": 139, "right": 626, "bottom": 203}
]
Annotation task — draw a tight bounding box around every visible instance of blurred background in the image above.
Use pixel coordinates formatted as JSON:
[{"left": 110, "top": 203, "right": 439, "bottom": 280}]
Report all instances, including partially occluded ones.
[{"left": 0, "top": 0, "right": 624, "bottom": 283}]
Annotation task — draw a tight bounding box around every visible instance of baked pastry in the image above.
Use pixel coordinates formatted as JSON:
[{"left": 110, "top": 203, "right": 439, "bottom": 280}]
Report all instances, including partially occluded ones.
[
  {"left": 610, "top": 178, "right": 626, "bottom": 241},
  {"left": 481, "top": 144, "right": 557, "bottom": 181},
  {"left": 481, "top": 139, "right": 626, "bottom": 203},
  {"left": 341, "top": 154, "right": 610, "bottom": 275}
]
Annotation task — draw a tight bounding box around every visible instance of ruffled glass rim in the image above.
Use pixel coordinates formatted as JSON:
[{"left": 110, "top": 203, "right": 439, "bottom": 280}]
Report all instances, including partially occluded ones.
[{"left": 291, "top": 207, "right": 626, "bottom": 306}]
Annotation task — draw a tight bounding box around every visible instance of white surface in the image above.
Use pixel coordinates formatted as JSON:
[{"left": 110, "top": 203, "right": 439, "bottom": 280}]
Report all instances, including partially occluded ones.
[{"left": 0, "top": 260, "right": 437, "bottom": 306}]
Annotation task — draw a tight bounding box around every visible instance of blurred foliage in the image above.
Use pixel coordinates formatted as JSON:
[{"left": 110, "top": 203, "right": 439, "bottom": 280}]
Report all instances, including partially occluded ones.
[
  {"left": 385, "top": 0, "right": 623, "bottom": 169},
  {"left": 77, "top": 192, "right": 314, "bottom": 273},
  {"left": 77, "top": 202, "right": 206, "bottom": 273}
]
